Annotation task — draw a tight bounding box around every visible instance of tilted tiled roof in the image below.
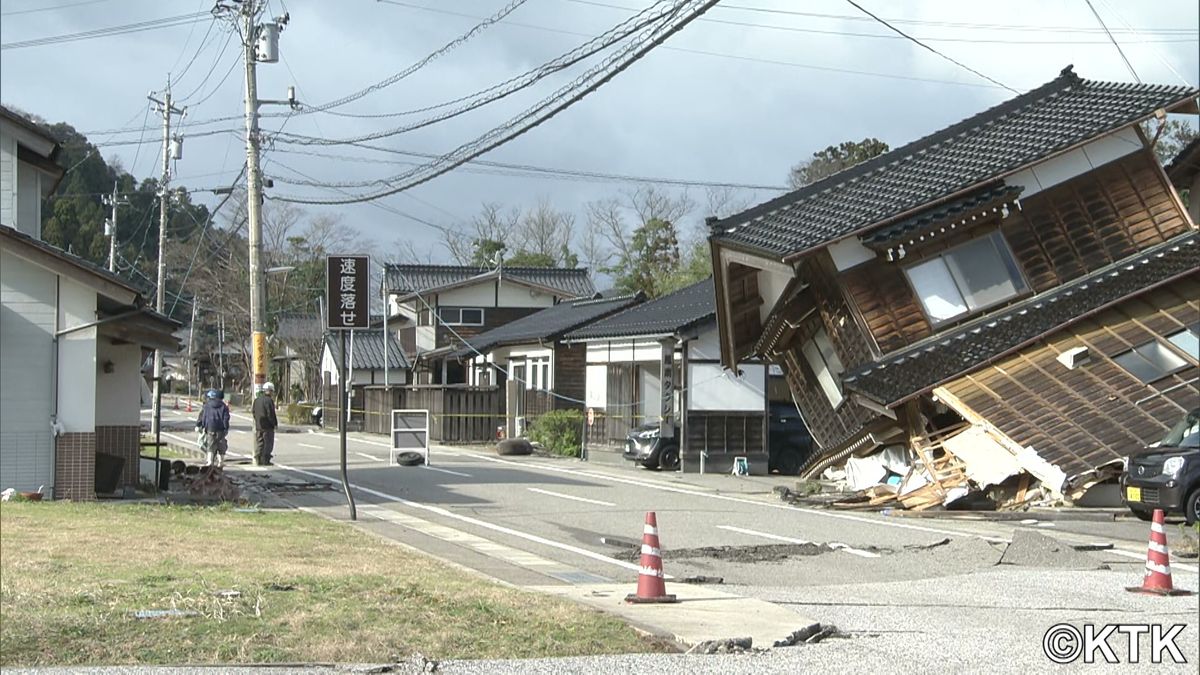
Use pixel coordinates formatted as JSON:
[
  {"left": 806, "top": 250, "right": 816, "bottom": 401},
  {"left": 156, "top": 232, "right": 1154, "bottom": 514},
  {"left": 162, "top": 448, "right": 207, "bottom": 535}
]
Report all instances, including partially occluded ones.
[
  {"left": 454, "top": 294, "right": 642, "bottom": 357},
  {"left": 843, "top": 232, "right": 1200, "bottom": 406},
  {"left": 564, "top": 278, "right": 715, "bottom": 340},
  {"left": 383, "top": 263, "right": 595, "bottom": 298},
  {"left": 712, "top": 67, "right": 1198, "bottom": 259},
  {"left": 860, "top": 183, "right": 1024, "bottom": 250},
  {"left": 325, "top": 330, "right": 409, "bottom": 370}
]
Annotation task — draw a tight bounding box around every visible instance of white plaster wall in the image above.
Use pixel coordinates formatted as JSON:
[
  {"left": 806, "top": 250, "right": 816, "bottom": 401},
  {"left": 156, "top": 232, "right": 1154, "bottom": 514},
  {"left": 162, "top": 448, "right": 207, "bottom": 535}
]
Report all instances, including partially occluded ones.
[
  {"left": 688, "top": 362, "right": 766, "bottom": 412},
  {"left": 828, "top": 237, "right": 876, "bottom": 271},
  {"left": 56, "top": 277, "right": 97, "bottom": 432},
  {"left": 585, "top": 364, "right": 607, "bottom": 408},
  {"left": 95, "top": 341, "right": 141, "bottom": 426},
  {"left": 0, "top": 133, "right": 16, "bottom": 228},
  {"left": 687, "top": 325, "right": 723, "bottom": 361},
  {"left": 440, "top": 282, "right": 496, "bottom": 307},
  {"left": 415, "top": 325, "right": 436, "bottom": 351},
  {"left": 497, "top": 279, "right": 555, "bottom": 307},
  {"left": 1007, "top": 128, "right": 1141, "bottom": 199},
  {"left": 0, "top": 249, "right": 56, "bottom": 491}
]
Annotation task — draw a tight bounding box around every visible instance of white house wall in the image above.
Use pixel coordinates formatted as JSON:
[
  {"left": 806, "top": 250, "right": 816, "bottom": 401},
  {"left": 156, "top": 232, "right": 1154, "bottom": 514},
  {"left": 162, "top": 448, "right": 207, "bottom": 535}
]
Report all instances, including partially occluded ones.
[
  {"left": 440, "top": 282, "right": 497, "bottom": 307},
  {"left": 585, "top": 364, "right": 606, "bottom": 407},
  {"left": 0, "top": 134, "right": 16, "bottom": 228},
  {"left": 497, "top": 279, "right": 557, "bottom": 307},
  {"left": 1006, "top": 127, "right": 1142, "bottom": 199},
  {"left": 16, "top": 164, "right": 40, "bottom": 238},
  {"left": 95, "top": 341, "right": 142, "bottom": 426},
  {"left": 57, "top": 277, "right": 97, "bottom": 433},
  {"left": 0, "top": 249, "right": 56, "bottom": 492},
  {"left": 688, "top": 362, "right": 765, "bottom": 412}
]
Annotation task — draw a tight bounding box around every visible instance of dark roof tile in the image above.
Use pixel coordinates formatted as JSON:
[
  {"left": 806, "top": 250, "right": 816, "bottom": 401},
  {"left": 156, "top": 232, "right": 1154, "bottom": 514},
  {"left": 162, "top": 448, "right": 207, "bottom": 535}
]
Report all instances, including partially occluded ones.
[
  {"left": 325, "top": 330, "right": 409, "bottom": 370},
  {"left": 383, "top": 264, "right": 595, "bottom": 298},
  {"left": 712, "top": 68, "right": 1198, "bottom": 258},
  {"left": 564, "top": 278, "right": 715, "bottom": 340},
  {"left": 454, "top": 294, "right": 643, "bottom": 357}
]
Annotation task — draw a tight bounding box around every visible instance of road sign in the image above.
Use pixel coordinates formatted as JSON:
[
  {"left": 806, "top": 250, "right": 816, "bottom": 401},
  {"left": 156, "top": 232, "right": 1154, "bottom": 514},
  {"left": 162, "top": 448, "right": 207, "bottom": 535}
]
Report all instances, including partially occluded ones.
[
  {"left": 326, "top": 255, "right": 369, "bottom": 330},
  {"left": 586, "top": 407, "right": 595, "bottom": 427}
]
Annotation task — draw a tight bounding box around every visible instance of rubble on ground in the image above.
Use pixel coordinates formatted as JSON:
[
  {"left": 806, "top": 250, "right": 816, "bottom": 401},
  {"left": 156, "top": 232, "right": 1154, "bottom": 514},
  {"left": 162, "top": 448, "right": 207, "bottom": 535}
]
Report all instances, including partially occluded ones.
[
  {"left": 998, "top": 530, "right": 1109, "bottom": 570},
  {"left": 772, "top": 623, "right": 846, "bottom": 647},
  {"left": 686, "top": 637, "right": 755, "bottom": 654}
]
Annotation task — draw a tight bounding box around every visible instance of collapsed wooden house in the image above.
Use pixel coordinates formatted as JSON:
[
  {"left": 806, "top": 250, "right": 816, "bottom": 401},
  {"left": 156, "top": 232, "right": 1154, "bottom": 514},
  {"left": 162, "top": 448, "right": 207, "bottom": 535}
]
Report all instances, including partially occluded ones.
[{"left": 709, "top": 66, "right": 1199, "bottom": 503}]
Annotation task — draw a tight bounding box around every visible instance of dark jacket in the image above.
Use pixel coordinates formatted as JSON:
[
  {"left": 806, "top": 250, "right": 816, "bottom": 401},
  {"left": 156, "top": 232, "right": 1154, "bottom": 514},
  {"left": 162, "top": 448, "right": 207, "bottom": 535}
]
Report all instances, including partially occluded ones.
[
  {"left": 196, "top": 398, "right": 230, "bottom": 433},
  {"left": 253, "top": 394, "right": 278, "bottom": 430}
]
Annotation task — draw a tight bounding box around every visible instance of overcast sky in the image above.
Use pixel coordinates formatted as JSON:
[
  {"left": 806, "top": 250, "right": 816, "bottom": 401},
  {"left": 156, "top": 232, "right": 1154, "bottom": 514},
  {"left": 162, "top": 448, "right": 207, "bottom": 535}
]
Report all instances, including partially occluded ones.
[{"left": 2, "top": 0, "right": 1197, "bottom": 266}]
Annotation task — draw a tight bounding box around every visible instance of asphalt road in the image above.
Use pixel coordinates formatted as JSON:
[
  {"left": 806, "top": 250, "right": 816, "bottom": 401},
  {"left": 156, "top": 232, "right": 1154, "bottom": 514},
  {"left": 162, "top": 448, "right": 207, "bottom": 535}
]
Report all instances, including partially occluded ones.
[{"left": 145, "top": 406, "right": 1200, "bottom": 671}]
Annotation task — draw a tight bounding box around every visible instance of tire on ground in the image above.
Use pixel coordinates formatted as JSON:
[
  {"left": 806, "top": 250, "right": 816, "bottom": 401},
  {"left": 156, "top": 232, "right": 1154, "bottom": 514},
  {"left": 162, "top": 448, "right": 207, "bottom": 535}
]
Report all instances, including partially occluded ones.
[
  {"left": 496, "top": 439, "right": 534, "bottom": 456},
  {"left": 394, "top": 451, "right": 425, "bottom": 466}
]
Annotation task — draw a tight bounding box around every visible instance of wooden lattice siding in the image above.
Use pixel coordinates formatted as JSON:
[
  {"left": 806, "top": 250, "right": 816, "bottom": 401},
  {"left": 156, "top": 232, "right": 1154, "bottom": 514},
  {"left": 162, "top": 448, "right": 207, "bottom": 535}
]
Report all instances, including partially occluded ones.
[
  {"left": 1005, "top": 151, "right": 1191, "bottom": 294},
  {"left": 728, "top": 263, "right": 763, "bottom": 360},
  {"left": 841, "top": 261, "right": 931, "bottom": 354},
  {"left": 842, "top": 150, "right": 1192, "bottom": 356},
  {"left": 685, "top": 412, "right": 765, "bottom": 457},
  {"left": 942, "top": 275, "right": 1199, "bottom": 477},
  {"left": 553, "top": 344, "right": 586, "bottom": 411}
]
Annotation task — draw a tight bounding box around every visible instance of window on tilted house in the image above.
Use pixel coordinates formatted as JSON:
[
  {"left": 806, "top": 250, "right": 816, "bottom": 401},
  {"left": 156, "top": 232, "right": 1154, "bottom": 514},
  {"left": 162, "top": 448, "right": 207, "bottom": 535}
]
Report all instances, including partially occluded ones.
[
  {"left": 904, "top": 231, "right": 1028, "bottom": 325},
  {"left": 801, "top": 328, "right": 845, "bottom": 407},
  {"left": 1114, "top": 340, "right": 1189, "bottom": 383},
  {"left": 1166, "top": 325, "right": 1199, "bottom": 362}
]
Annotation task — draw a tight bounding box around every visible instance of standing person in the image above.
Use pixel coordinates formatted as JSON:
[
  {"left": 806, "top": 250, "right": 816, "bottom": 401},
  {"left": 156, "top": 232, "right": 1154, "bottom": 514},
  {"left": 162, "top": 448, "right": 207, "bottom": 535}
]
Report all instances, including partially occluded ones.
[
  {"left": 195, "top": 389, "right": 231, "bottom": 467},
  {"left": 253, "top": 382, "right": 278, "bottom": 466}
]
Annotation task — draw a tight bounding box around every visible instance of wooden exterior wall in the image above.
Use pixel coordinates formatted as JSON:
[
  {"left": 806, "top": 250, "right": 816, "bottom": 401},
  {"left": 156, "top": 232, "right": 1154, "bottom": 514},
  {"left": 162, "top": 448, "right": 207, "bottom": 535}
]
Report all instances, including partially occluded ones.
[
  {"left": 727, "top": 263, "right": 763, "bottom": 360},
  {"left": 553, "top": 343, "right": 586, "bottom": 411},
  {"left": 775, "top": 252, "right": 880, "bottom": 452},
  {"left": 840, "top": 150, "right": 1193, "bottom": 356},
  {"left": 941, "top": 274, "right": 1199, "bottom": 478}
]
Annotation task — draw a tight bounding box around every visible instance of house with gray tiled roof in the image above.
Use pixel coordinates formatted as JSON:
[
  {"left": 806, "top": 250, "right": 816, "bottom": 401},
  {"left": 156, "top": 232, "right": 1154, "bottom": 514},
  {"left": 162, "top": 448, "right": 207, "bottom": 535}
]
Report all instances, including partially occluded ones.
[
  {"left": 709, "top": 66, "right": 1199, "bottom": 499},
  {"left": 380, "top": 263, "right": 595, "bottom": 385},
  {"left": 560, "top": 278, "right": 810, "bottom": 475}
]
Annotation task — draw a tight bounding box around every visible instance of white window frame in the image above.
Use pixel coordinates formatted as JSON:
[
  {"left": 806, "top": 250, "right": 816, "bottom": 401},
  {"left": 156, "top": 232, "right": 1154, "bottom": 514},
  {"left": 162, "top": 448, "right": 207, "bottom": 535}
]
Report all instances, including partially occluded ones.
[
  {"left": 801, "top": 327, "right": 845, "bottom": 408},
  {"left": 904, "top": 230, "right": 1028, "bottom": 326}
]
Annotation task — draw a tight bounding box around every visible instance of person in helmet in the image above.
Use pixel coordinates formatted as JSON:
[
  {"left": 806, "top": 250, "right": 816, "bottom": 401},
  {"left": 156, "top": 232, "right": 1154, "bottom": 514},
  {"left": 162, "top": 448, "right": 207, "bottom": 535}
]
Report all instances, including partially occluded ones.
[
  {"left": 252, "top": 382, "right": 278, "bottom": 466},
  {"left": 195, "top": 388, "right": 231, "bottom": 467}
]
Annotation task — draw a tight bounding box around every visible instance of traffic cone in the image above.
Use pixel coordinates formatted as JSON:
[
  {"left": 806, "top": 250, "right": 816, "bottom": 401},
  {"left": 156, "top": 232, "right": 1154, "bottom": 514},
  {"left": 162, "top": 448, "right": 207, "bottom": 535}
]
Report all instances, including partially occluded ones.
[
  {"left": 186, "top": 398, "right": 193, "bottom": 413},
  {"left": 625, "top": 512, "right": 678, "bottom": 604},
  {"left": 1126, "top": 509, "right": 1194, "bottom": 596}
]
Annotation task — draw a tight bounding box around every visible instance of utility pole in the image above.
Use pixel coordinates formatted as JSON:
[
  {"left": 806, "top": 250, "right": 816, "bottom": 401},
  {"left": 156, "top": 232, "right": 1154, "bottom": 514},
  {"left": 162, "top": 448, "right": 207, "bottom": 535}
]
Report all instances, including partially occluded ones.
[
  {"left": 227, "top": 0, "right": 292, "bottom": 413},
  {"left": 148, "top": 84, "right": 185, "bottom": 439},
  {"left": 102, "top": 182, "right": 128, "bottom": 273}
]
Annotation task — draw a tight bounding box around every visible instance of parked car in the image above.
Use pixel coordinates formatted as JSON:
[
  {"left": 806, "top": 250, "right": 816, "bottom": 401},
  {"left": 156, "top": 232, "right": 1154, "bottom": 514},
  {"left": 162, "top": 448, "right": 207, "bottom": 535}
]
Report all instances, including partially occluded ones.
[
  {"left": 768, "top": 401, "right": 813, "bottom": 475},
  {"left": 1120, "top": 408, "right": 1200, "bottom": 525},
  {"left": 623, "top": 422, "right": 679, "bottom": 471}
]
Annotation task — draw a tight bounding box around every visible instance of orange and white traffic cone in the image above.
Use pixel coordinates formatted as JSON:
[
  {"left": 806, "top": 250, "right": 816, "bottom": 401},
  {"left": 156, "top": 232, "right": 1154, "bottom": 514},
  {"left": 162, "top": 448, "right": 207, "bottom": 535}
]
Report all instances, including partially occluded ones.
[
  {"left": 625, "top": 511, "right": 678, "bottom": 604},
  {"left": 1127, "top": 509, "right": 1193, "bottom": 596},
  {"left": 186, "top": 398, "right": 193, "bottom": 413}
]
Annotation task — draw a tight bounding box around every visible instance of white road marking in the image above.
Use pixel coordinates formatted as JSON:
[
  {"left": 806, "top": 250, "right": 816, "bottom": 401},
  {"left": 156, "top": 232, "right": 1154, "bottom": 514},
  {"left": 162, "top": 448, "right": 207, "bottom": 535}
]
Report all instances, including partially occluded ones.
[
  {"left": 717, "top": 525, "right": 880, "bottom": 558},
  {"left": 355, "top": 452, "right": 384, "bottom": 462},
  {"left": 527, "top": 487, "right": 615, "bottom": 507},
  {"left": 232, "top": 429, "right": 247, "bottom": 434},
  {"left": 1105, "top": 547, "right": 1198, "bottom": 573},
  {"left": 359, "top": 505, "right": 557, "bottom": 568},
  {"left": 316, "top": 431, "right": 391, "bottom": 448},
  {"left": 424, "top": 465, "right": 471, "bottom": 477},
  {"left": 264, "top": 462, "right": 643, "bottom": 574},
  {"left": 297, "top": 443, "right": 323, "bottom": 449}
]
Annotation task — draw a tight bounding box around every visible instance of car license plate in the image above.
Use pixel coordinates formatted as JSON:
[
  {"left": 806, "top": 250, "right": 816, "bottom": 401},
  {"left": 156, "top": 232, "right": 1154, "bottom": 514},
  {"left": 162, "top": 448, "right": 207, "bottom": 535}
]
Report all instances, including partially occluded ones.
[{"left": 1126, "top": 486, "right": 1142, "bottom": 502}]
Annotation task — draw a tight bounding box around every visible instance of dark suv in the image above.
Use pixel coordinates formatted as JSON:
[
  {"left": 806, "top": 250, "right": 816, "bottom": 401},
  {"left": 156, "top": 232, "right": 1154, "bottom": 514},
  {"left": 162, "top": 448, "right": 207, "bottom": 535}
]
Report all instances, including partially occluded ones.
[{"left": 1121, "top": 408, "right": 1200, "bottom": 525}]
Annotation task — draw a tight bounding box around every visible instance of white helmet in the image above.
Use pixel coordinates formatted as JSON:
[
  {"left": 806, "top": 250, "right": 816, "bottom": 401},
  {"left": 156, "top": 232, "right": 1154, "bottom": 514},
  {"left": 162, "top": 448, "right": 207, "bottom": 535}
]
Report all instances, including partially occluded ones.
[{"left": 263, "top": 382, "right": 275, "bottom": 392}]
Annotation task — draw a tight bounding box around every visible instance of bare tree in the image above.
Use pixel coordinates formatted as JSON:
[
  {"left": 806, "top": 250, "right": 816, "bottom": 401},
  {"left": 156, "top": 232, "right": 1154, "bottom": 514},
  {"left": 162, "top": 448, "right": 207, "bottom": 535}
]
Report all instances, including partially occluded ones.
[
  {"left": 515, "top": 197, "right": 575, "bottom": 265},
  {"left": 442, "top": 202, "right": 520, "bottom": 265}
]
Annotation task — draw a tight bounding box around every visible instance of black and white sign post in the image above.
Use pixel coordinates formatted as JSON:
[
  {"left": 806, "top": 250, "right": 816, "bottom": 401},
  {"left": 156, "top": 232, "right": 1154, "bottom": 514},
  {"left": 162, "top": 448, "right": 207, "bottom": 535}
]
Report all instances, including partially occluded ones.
[{"left": 327, "top": 255, "right": 369, "bottom": 520}]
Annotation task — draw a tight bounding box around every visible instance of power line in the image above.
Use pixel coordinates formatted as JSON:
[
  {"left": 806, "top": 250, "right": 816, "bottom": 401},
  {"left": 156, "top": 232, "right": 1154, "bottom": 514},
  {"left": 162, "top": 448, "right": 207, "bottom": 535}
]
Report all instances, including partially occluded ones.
[
  {"left": 1083, "top": 0, "right": 1140, "bottom": 83},
  {"left": 1, "top": 12, "right": 212, "bottom": 50},
  {"left": 841, "top": 0, "right": 1019, "bottom": 94},
  {"left": 1, "top": 0, "right": 112, "bottom": 17},
  {"left": 272, "top": 1, "right": 725, "bottom": 205},
  {"left": 1096, "top": 0, "right": 1192, "bottom": 86},
  {"left": 307, "top": 0, "right": 531, "bottom": 113},
  {"left": 280, "top": 0, "right": 683, "bottom": 147},
  {"left": 268, "top": 144, "right": 788, "bottom": 191},
  {"left": 564, "top": 0, "right": 1197, "bottom": 45}
]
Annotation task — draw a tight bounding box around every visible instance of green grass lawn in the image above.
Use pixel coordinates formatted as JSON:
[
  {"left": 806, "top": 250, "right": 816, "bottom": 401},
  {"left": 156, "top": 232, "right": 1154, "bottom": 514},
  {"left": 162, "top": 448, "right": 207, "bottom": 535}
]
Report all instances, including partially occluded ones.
[{"left": 1, "top": 502, "right": 666, "bottom": 666}]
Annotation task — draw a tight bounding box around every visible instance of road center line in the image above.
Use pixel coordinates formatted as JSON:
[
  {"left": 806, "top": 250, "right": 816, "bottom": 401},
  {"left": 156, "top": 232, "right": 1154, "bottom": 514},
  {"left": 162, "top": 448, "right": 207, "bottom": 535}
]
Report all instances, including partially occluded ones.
[
  {"left": 527, "top": 487, "right": 615, "bottom": 507},
  {"left": 265, "top": 462, "right": 642, "bottom": 574},
  {"left": 424, "top": 465, "right": 471, "bottom": 477},
  {"left": 298, "top": 443, "right": 323, "bottom": 449}
]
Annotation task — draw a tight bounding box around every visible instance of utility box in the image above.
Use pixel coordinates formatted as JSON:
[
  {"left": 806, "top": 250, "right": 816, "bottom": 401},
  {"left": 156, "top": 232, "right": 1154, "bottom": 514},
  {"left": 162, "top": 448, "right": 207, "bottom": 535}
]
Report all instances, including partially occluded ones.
[{"left": 256, "top": 22, "right": 280, "bottom": 63}]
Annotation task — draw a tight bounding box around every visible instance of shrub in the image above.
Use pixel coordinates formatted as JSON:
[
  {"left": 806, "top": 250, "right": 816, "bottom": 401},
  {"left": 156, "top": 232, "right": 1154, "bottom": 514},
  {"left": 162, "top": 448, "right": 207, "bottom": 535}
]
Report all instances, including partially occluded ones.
[
  {"left": 287, "top": 402, "right": 316, "bottom": 425},
  {"left": 528, "top": 409, "right": 584, "bottom": 457}
]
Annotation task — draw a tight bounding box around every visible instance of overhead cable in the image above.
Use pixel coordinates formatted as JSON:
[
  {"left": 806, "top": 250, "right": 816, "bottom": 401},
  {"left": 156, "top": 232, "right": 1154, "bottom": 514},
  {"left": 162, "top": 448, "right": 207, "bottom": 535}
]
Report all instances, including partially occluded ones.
[{"left": 1, "top": 11, "right": 211, "bottom": 50}]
